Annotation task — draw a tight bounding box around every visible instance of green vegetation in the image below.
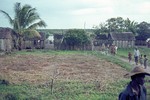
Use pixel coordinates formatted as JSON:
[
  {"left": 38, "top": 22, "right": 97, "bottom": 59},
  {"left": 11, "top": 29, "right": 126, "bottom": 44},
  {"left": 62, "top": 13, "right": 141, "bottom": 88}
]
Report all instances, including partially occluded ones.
[
  {"left": 64, "top": 29, "right": 90, "bottom": 50},
  {"left": 0, "top": 78, "right": 149, "bottom": 100},
  {"left": 0, "top": 2, "right": 46, "bottom": 50},
  {"left": 0, "top": 79, "right": 130, "bottom": 100},
  {"left": 0, "top": 48, "right": 150, "bottom": 100},
  {"left": 89, "top": 51, "right": 131, "bottom": 71},
  {"left": 94, "top": 17, "right": 150, "bottom": 41}
]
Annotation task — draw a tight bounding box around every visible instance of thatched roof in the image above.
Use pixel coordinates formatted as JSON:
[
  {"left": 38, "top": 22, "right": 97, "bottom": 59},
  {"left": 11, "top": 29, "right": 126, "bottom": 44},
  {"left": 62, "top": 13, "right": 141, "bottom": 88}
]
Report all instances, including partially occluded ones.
[
  {"left": 0, "top": 27, "right": 17, "bottom": 39},
  {"left": 109, "top": 32, "right": 135, "bottom": 41},
  {"left": 95, "top": 34, "right": 108, "bottom": 40}
]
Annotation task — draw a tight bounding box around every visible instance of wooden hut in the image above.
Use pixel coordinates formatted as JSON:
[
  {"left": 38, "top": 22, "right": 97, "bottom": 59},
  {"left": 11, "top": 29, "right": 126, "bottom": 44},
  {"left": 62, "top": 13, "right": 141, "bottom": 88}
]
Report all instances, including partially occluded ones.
[
  {"left": 53, "top": 34, "right": 64, "bottom": 50},
  {"left": 108, "top": 32, "right": 135, "bottom": 48},
  {"left": 23, "top": 32, "right": 46, "bottom": 49},
  {"left": 0, "top": 27, "right": 18, "bottom": 52},
  {"left": 93, "top": 34, "right": 108, "bottom": 50}
]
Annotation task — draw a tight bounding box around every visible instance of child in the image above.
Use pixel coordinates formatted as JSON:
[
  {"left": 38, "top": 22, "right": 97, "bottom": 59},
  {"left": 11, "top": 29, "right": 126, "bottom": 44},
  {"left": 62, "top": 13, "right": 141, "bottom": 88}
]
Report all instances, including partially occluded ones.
[
  {"left": 139, "top": 54, "right": 143, "bottom": 66},
  {"left": 128, "top": 52, "right": 132, "bottom": 63},
  {"left": 144, "top": 55, "right": 148, "bottom": 69}
]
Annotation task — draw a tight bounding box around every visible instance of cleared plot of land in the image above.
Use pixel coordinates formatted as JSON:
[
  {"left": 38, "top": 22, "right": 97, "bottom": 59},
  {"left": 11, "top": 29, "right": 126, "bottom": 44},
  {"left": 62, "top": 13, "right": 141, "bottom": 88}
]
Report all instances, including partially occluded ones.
[{"left": 0, "top": 54, "right": 127, "bottom": 87}]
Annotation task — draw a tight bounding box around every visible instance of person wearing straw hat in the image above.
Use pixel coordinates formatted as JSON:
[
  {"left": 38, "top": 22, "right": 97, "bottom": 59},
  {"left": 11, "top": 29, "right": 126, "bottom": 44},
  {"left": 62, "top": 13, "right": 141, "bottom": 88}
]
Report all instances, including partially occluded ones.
[{"left": 119, "top": 66, "right": 150, "bottom": 100}]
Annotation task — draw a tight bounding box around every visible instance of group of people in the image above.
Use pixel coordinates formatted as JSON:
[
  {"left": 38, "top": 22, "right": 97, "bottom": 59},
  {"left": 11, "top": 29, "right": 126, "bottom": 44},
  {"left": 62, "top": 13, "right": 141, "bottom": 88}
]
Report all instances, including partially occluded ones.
[
  {"left": 110, "top": 45, "right": 118, "bottom": 55},
  {"left": 119, "top": 47, "right": 150, "bottom": 100},
  {"left": 128, "top": 48, "right": 148, "bottom": 69},
  {"left": 100, "top": 44, "right": 118, "bottom": 55}
]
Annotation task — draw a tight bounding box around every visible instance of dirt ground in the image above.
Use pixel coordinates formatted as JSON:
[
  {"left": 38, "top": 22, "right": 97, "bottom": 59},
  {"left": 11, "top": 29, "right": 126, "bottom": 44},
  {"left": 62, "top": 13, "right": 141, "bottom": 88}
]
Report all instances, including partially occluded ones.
[{"left": 0, "top": 54, "right": 128, "bottom": 86}]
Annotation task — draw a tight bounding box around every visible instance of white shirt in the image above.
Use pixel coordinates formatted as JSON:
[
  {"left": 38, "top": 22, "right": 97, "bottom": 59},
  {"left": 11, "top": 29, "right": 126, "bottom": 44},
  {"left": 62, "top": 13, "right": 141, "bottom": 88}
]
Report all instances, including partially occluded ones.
[{"left": 134, "top": 49, "right": 140, "bottom": 57}]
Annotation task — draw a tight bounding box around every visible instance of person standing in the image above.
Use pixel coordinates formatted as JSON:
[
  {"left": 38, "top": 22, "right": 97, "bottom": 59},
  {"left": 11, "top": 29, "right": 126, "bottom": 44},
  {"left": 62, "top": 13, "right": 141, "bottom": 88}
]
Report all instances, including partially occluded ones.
[
  {"left": 106, "top": 44, "right": 110, "bottom": 55},
  {"left": 144, "top": 55, "right": 148, "bottom": 69},
  {"left": 128, "top": 52, "right": 132, "bottom": 63},
  {"left": 114, "top": 45, "right": 118, "bottom": 54},
  {"left": 119, "top": 66, "right": 150, "bottom": 100},
  {"left": 134, "top": 48, "right": 140, "bottom": 65},
  {"left": 139, "top": 54, "right": 143, "bottom": 66}
]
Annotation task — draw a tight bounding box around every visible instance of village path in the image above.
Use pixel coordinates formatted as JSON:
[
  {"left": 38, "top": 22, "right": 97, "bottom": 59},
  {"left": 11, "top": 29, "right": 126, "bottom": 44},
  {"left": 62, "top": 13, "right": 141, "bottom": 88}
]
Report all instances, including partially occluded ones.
[
  {"left": 116, "top": 55, "right": 150, "bottom": 72},
  {"left": 100, "top": 50, "right": 150, "bottom": 72}
]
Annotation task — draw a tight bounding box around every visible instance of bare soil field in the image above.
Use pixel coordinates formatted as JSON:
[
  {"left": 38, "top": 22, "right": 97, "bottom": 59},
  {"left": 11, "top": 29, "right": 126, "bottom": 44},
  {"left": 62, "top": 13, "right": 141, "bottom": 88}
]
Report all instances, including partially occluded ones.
[{"left": 0, "top": 54, "right": 127, "bottom": 86}]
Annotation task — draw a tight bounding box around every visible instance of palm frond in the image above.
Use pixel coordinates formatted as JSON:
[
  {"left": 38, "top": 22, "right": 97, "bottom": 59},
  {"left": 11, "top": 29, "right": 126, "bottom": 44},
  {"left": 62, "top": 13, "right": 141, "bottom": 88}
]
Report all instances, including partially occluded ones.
[
  {"left": 1, "top": 2, "right": 46, "bottom": 39},
  {"left": 0, "top": 10, "right": 13, "bottom": 25},
  {"left": 25, "top": 8, "right": 40, "bottom": 27},
  {"left": 14, "top": 2, "right": 21, "bottom": 19},
  {"left": 20, "top": 4, "right": 33, "bottom": 28},
  {"left": 27, "top": 20, "right": 47, "bottom": 29}
]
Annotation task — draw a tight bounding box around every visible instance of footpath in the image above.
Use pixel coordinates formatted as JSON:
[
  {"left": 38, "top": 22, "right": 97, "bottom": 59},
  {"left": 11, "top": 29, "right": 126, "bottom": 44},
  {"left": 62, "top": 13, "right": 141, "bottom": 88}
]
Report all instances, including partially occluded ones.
[
  {"left": 99, "top": 50, "right": 150, "bottom": 72},
  {"left": 118, "top": 56, "right": 150, "bottom": 72}
]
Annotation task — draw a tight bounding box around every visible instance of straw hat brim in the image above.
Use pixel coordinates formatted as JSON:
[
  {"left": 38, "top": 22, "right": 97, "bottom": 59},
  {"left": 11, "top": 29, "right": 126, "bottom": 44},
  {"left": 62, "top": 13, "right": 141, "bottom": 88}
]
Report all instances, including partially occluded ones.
[
  {"left": 124, "top": 72, "right": 150, "bottom": 78},
  {"left": 124, "top": 66, "right": 150, "bottom": 78}
]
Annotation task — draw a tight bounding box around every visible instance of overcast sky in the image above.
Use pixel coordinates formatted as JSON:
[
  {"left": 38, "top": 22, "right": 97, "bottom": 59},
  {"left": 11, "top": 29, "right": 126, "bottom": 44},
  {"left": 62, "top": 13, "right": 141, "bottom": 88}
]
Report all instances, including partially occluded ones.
[{"left": 0, "top": 0, "right": 150, "bottom": 29}]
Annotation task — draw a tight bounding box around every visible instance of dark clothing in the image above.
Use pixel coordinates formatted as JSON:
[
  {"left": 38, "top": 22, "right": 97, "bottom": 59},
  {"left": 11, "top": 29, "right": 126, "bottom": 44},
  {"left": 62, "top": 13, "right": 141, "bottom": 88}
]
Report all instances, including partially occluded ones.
[
  {"left": 119, "top": 82, "right": 147, "bottom": 100},
  {"left": 135, "top": 56, "right": 138, "bottom": 64},
  {"left": 144, "top": 58, "right": 148, "bottom": 69},
  {"left": 128, "top": 53, "right": 132, "bottom": 62}
]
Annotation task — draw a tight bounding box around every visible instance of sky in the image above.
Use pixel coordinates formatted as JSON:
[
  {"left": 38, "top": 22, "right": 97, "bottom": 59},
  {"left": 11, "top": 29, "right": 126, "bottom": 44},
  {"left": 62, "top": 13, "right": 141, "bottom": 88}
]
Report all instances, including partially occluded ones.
[{"left": 0, "top": 0, "right": 150, "bottom": 29}]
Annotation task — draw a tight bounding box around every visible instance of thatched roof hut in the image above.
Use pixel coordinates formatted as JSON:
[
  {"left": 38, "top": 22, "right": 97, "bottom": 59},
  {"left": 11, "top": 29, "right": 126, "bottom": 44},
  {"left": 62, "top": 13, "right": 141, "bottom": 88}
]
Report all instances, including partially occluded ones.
[
  {"left": 108, "top": 32, "right": 135, "bottom": 48},
  {"left": 0, "top": 27, "right": 18, "bottom": 51},
  {"left": 109, "top": 32, "right": 135, "bottom": 41}
]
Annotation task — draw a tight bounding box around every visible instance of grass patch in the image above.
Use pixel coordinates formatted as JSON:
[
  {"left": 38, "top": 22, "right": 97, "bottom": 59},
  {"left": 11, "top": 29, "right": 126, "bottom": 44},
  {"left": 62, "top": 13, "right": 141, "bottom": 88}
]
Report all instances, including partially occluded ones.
[
  {"left": 88, "top": 51, "right": 131, "bottom": 71},
  {"left": 0, "top": 48, "right": 150, "bottom": 100},
  {"left": 0, "top": 79, "right": 131, "bottom": 100},
  {"left": 0, "top": 79, "right": 149, "bottom": 100}
]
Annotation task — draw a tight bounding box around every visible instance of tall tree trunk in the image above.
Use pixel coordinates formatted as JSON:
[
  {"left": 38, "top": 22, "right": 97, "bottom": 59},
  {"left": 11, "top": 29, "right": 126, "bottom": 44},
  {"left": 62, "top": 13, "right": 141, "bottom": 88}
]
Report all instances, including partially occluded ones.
[{"left": 18, "top": 37, "right": 23, "bottom": 50}]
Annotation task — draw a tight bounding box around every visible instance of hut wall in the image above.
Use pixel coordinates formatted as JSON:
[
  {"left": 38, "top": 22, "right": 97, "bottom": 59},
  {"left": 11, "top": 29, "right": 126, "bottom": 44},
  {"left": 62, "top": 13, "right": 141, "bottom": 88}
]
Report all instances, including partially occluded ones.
[
  {"left": 0, "top": 39, "right": 12, "bottom": 51},
  {"left": 93, "top": 46, "right": 101, "bottom": 51},
  {"left": 45, "top": 39, "right": 54, "bottom": 49},
  {"left": 40, "top": 40, "right": 45, "bottom": 49},
  {"left": 0, "top": 39, "right": 5, "bottom": 51},
  {"left": 113, "top": 40, "right": 135, "bottom": 48},
  {"left": 122, "top": 41, "right": 125, "bottom": 48},
  {"left": 5, "top": 39, "right": 12, "bottom": 51},
  {"left": 23, "top": 40, "right": 33, "bottom": 49}
]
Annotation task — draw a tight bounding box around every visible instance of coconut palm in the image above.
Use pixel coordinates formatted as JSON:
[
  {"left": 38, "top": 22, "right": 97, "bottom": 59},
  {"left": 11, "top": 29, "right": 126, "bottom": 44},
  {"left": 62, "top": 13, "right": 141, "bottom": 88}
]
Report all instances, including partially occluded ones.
[
  {"left": 0, "top": 2, "right": 46, "bottom": 50},
  {"left": 124, "top": 18, "right": 138, "bottom": 35}
]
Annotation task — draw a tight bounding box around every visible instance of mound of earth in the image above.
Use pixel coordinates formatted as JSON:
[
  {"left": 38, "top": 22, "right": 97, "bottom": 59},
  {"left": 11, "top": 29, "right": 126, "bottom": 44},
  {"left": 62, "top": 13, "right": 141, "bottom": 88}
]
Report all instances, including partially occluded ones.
[{"left": 0, "top": 54, "right": 127, "bottom": 86}]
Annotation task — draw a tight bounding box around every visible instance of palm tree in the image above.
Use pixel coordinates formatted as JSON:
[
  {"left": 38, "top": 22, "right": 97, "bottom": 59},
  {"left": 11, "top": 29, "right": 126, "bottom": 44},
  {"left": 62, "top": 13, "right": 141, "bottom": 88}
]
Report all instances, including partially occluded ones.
[
  {"left": 124, "top": 18, "right": 138, "bottom": 35},
  {"left": 0, "top": 2, "right": 46, "bottom": 50}
]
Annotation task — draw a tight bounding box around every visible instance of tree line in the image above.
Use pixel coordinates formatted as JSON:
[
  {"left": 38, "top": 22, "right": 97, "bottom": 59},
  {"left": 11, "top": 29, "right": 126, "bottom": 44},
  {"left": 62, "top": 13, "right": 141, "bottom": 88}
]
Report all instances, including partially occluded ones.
[{"left": 93, "top": 17, "right": 150, "bottom": 41}]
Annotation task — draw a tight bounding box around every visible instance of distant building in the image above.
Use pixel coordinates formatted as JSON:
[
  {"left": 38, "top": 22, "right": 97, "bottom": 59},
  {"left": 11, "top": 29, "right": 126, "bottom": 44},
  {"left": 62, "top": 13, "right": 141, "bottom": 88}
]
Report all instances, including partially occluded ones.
[
  {"left": 108, "top": 32, "right": 135, "bottom": 48},
  {"left": 23, "top": 32, "right": 46, "bottom": 49},
  {"left": 45, "top": 34, "right": 54, "bottom": 49},
  {"left": 0, "top": 27, "right": 18, "bottom": 52},
  {"left": 37, "top": 29, "right": 136, "bottom": 50},
  {"left": 93, "top": 34, "right": 108, "bottom": 50}
]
